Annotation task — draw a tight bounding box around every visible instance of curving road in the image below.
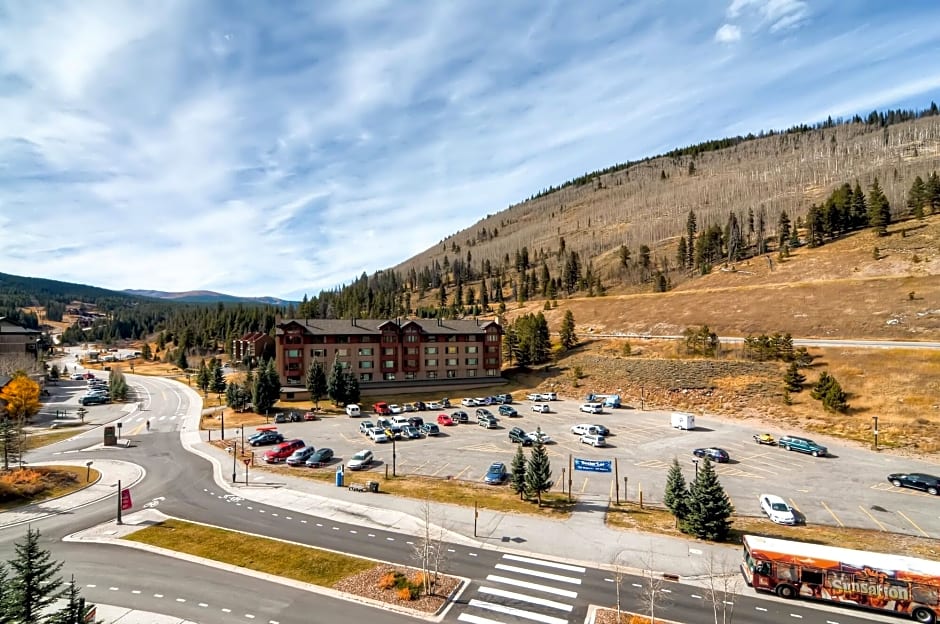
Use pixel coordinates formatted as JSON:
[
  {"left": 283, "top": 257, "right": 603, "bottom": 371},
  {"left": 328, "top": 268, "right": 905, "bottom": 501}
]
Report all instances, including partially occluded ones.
[{"left": 1, "top": 372, "right": 919, "bottom": 624}]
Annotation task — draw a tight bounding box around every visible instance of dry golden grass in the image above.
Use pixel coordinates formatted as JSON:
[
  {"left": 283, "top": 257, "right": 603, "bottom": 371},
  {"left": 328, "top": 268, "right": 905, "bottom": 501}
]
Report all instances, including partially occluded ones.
[
  {"left": 24, "top": 430, "right": 84, "bottom": 450},
  {"left": 126, "top": 519, "right": 374, "bottom": 585},
  {"left": 605, "top": 503, "right": 940, "bottom": 560},
  {"left": 0, "top": 465, "right": 100, "bottom": 510}
]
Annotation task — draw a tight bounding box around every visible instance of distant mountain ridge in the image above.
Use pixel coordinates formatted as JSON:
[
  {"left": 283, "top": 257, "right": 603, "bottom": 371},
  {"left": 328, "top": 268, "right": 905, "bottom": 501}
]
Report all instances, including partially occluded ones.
[{"left": 123, "top": 289, "right": 294, "bottom": 306}]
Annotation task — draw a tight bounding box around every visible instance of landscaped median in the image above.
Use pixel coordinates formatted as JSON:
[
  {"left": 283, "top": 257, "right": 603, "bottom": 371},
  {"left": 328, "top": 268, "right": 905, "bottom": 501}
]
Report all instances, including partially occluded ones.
[
  {"left": 123, "top": 518, "right": 464, "bottom": 614},
  {"left": 0, "top": 465, "right": 101, "bottom": 511},
  {"left": 606, "top": 501, "right": 940, "bottom": 559}
]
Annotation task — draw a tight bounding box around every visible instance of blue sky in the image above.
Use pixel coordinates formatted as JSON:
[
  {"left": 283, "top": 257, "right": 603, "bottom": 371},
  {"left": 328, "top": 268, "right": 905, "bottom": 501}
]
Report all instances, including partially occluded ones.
[{"left": 1, "top": 1, "right": 939, "bottom": 300}]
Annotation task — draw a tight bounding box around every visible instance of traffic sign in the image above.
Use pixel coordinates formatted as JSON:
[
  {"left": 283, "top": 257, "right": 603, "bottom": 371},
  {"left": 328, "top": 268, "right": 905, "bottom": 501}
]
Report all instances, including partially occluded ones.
[
  {"left": 243, "top": 458, "right": 251, "bottom": 465},
  {"left": 574, "top": 458, "right": 612, "bottom": 473},
  {"left": 120, "top": 488, "right": 133, "bottom": 511}
]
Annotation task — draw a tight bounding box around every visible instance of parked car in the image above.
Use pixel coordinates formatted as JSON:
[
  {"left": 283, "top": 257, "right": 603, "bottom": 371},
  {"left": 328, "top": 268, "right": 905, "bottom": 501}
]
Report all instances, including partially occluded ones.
[
  {"left": 304, "top": 447, "right": 334, "bottom": 467},
  {"left": 392, "top": 416, "right": 410, "bottom": 426},
  {"left": 693, "top": 447, "right": 730, "bottom": 463},
  {"left": 475, "top": 408, "right": 495, "bottom": 420},
  {"left": 402, "top": 403, "right": 416, "bottom": 412},
  {"left": 437, "top": 414, "right": 455, "bottom": 426},
  {"left": 478, "top": 414, "right": 499, "bottom": 429},
  {"left": 461, "top": 398, "right": 475, "bottom": 407},
  {"left": 475, "top": 397, "right": 491, "bottom": 406},
  {"left": 497, "top": 405, "right": 518, "bottom": 418},
  {"left": 539, "top": 392, "right": 558, "bottom": 401},
  {"left": 421, "top": 423, "right": 441, "bottom": 436},
  {"left": 70, "top": 373, "right": 86, "bottom": 380},
  {"left": 484, "top": 462, "right": 508, "bottom": 485},
  {"left": 285, "top": 445, "right": 317, "bottom": 466},
  {"left": 571, "top": 423, "right": 609, "bottom": 436},
  {"left": 372, "top": 402, "right": 391, "bottom": 415},
  {"left": 80, "top": 394, "right": 109, "bottom": 406},
  {"left": 303, "top": 411, "right": 318, "bottom": 421},
  {"left": 426, "top": 401, "right": 444, "bottom": 410},
  {"left": 527, "top": 430, "right": 552, "bottom": 444},
  {"left": 389, "top": 404, "right": 404, "bottom": 414},
  {"left": 778, "top": 435, "right": 828, "bottom": 457},
  {"left": 413, "top": 401, "right": 426, "bottom": 411},
  {"left": 248, "top": 428, "right": 277, "bottom": 442},
  {"left": 760, "top": 493, "right": 798, "bottom": 525},
  {"left": 369, "top": 428, "right": 389, "bottom": 443},
  {"left": 526, "top": 393, "right": 541, "bottom": 401},
  {"left": 345, "top": 404, "right": 361, "bottom": 417},
  {"left": 509, "top": 427, "right": 533, "bottom": 446},
  {"left": 580, "top": 434, "right": 607, "bottom": 447},
  {"left": 375, "top": 417, "right": 393, "bottom": 429},
  {"left": 263, "top": 439, "right": 305, "bottom": 463},
  {"left": 407, "top": 416, "right": 425, "bottom": 428},
  {"left": 579, "top": 403, "right": 603, "bottom": 414},
  {"left": 888, "top": 472, "right": 940, "bottom": 495},
  {"left": 347, "top": 449, "right": 374, "bottom": 470},
  {"left": 402, "top": 425, "right": 423, "bottom": 439},
  {"left": 753, "top": 433, "right": 776, "bottom": 445},
  {"left": 440, "top": 398, "right": 451, "bottom": 408},
  {"left": 274, "top": 413, "right": 290, "bottom": 424},
  {"left": 451, "top": 410, "right": 470, "bottom": 423},
  {"left": 531, "top": 403, "right": 550, "bottom": 413},
  {"left": 359, "top": 421, "right": 375, "bottom": 434}
]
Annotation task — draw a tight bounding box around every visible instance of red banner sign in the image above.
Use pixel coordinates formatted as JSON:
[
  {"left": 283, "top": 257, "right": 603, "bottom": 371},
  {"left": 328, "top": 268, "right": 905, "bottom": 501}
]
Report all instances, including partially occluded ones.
[{"left": 120, "top": 488, "right": 132, "bottom": 511}]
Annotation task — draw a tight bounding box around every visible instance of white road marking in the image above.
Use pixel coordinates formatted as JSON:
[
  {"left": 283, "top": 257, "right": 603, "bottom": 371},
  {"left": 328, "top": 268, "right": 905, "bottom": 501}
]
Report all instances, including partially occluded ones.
[
  {"left": 467, "top": 599, "right": 567, "bottom": 624},
  {"left": 154, "top": 594, "right": 164, "bottom": 598},
  {"left": 478, "top": 587, "right": 572, "bottom": 611},
  {"left": 756, "top": 606, "right": 767, "bottom": 611},
  {"left": 222, "top": 608, "right": 231, "bottom": 613},
  {"left": 501, "top": 553, "right": 586, "bottom": 573},
  {"left": 271, "top": 513, "right": 278, "bottom": 517},
  {"left": 300, "top": 520, "right": 306, "bottom": 523},
  {"left": 176, "top": 598, "right": 185, "bottom": 602},
  {"left": 691, "top": 594, "right": 702, "bottom": 599},
  {"left": 493, "top": 564, "right": 581, "bottom": 585},
  {"left": 469, "top": 552, "right": 478, "bottom": 557},
  {"left": 485, "top": 575, "right": 578, "bottom": 598},
  {"left": 386, "top": 537, "right": 395, "bottom": 541},
  {"left": 109, "top": 587, "right": 118, "bottom": 591},
  {"left": 350, "top": 530, "right": 358, "bottom": 534},
  {"left": 132, "top": 590, "right": 141, "bottom": 595},
  {"left": 86, "top": 584, "right": 96, "bottom": 588},
  {"left": 245, "top": 614, "right": 255, "bottom": 619},
  {"left": 199, "top": 603, "right": 208, "bottom": 607},
  {"left": 457, "top": 614, "right": 506, "bottom": 624},
  {"left": 790, "top": 614, "right": 803, "bottom": 619}
]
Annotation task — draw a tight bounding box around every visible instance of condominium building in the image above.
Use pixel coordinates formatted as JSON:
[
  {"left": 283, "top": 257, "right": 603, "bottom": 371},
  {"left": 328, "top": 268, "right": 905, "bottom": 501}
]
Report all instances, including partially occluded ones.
[
  {"left": 0, "top": 317, "right": 41, "bottom": 356},
  {"left": 274, "top": 317, "right": 503, "bottom": 398}
]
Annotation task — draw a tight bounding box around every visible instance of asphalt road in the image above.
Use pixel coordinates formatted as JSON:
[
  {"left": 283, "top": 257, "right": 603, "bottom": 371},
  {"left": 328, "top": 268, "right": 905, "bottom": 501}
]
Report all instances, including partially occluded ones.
[{"left": 2, "top": 371, "right": 926, "bottom": 624}]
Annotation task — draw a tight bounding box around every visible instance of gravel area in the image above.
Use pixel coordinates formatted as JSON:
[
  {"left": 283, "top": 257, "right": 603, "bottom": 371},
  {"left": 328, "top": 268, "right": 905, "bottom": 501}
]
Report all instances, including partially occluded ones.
[{"left": 331, "top": 563, "right": 462, "bottom": 614}]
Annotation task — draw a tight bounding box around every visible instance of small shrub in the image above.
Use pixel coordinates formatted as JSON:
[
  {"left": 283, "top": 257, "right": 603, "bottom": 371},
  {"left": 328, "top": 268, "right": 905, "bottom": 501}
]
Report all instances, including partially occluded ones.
[
  {"left": 913, "top": 254, "right": 921, "bottom": 263},
  {"left": 621, "top": 342, "right": 632, "bottom": 356},
  {"left": 572, "top": 366, "right": 584, "bottom": 380},
  {"left": 396, "top": 586, "right": 415, "bottom": 601},
  {"left": 909, "top": 291, "right": 916, "bottom": 301},
  {"left": 378, "top": 572, "right": 400, "bottom": 590},
  {"left": 872, "top": 246, "right": 880, "bottom": 259},
  {"left": 412, "top": 572, "right": 427, "bottom": 589}
]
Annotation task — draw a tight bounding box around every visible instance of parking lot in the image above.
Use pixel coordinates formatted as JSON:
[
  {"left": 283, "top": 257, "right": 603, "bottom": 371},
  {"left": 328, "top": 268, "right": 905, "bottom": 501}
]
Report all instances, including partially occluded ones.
[{"left": 244, "top": 396, "right": 940, "bottom": 538}]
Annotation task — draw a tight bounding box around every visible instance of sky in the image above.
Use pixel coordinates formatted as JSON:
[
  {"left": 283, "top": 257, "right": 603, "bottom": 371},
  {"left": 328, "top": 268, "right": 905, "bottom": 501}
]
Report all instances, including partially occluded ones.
[{"left": 1, "top": 1, "right": 939, "bottom": 300}]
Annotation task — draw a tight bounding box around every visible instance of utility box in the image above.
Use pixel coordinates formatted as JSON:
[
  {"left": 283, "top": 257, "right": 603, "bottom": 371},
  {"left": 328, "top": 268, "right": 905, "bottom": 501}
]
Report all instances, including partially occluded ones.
[
  {"left": 368, "top": 480, "right": 379, "bottom": 493},
  {"left": 103, "top": 426, "right": 117, "bottom": 446},
  {"left": 670, "top": 412, "right": 696, "bottom": 430},
  {"left": 335, "top": 468, "right": 344, "bottom": 487}
]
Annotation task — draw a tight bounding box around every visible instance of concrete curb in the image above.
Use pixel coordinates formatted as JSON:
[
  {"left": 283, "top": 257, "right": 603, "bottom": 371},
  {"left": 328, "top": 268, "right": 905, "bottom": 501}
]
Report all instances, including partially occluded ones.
[{"left": 65, "top": 510, "right": 469, "bottom": 623}]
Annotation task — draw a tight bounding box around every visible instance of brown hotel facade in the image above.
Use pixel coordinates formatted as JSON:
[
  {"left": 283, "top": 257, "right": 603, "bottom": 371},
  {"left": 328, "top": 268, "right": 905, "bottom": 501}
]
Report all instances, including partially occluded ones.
[{"left": 275, "top": 318, "right": 503, "bottom": 398}]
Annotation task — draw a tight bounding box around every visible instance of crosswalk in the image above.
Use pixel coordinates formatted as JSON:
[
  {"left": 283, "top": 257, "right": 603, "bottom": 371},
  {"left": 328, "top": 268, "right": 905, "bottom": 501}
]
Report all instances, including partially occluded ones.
[{"left": 457, "top": 553, "right": 584, "bottom": 624}]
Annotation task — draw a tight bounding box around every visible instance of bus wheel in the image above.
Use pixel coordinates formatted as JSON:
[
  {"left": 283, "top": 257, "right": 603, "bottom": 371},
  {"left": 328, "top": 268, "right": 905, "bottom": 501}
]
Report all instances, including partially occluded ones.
[
  {"left": 912, "top": 607, "right": 935, "bottom": 623},
  {"left": 775, "top": 584, "right": 796, "bottom": 599}
]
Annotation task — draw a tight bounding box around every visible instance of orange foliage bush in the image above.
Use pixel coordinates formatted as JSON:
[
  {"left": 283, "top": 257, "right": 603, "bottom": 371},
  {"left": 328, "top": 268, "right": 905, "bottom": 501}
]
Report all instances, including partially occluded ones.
[
  {"left": 0, "top": 468, "right": 50, "bottom": 501},
  {"left": 377, "top": 572, "right": 400, "bottom": 590},
  {"left": 396, "top": 587, "right": 415, "bottom": 601}
]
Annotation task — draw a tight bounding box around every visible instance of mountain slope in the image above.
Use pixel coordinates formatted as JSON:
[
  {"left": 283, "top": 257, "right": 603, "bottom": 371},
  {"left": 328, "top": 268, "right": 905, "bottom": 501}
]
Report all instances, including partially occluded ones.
[{"left": 123, "top": 289, "right": 293, "bottom": 306}]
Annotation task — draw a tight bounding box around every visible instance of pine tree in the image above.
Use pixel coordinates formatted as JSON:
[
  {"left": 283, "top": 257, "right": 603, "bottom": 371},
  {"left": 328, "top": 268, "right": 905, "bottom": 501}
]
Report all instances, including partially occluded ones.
[
  {"left": 559, "top": 310, "right": 577, "bottom": 351},
  {"left": 305, "top": 360, "right": 328, "bottom": 408},
  {"left": 685, "top": 209, "right": 697, "bottom": 268},
  {"left": 510, "top": 445, "right": 527, "bottom": 500},
  {"left": 663, "top": 458, "right": 690, "bottom": 523},
  {"left": 342, "top": 371, "right": 360, "bottom": 405},
  {"left": 326, "top": 357, "right": 347, "bottom": 406},
  {"left": 777, "top": 210, "right": 791, "bottom": 249},
  {"left": 109, "top": 367, "right": 129, "bottom": 401},
  {"left": 851, "top": 180, "right": 868, "bottom": 227},
  {"left": 175, "top": 348, "right": 188, "bottom": 371},
  {"left": 0, "top": 414, "right": 25, "bottom": 471},
  {"left": 48, "top": 364, "right": 59, "bottom": 382},
  {"left": 196, "top": 360, "right": 210, "bottom": 394},
  {"left": 524, "top": 431, "right": 553, "bottom": 507},
  {"left": 211, "top": 363, "right": 227, "bottom": 395},
  {"left": 685, "top": 458, "right": 734, "bottom": 541},
  {"left": 783, "top": 361, "right": 806, "bottom": 392},
  {"left": 908, "top": 176, "right": 927, "bottom": 219},
  {"left": 676, "top": 236, "right": 687, "bottom": 270},
  {"left": 49, "top": 575, "right": 93, "bottom": 624},
  {"left": 811, "top": 371, "right": 834, "bottom": 400},
  {"left": 251, "top": 360, "right": 279, "bottom": 415},
  {"left": 868, "top": 178, "right": 891, "bottom": 236},
  {"left": 822, "top": 379, "right": 849, "bottom": 413},
  {"left": 7, "top": 527, "right": 65, "bottom": 623}
]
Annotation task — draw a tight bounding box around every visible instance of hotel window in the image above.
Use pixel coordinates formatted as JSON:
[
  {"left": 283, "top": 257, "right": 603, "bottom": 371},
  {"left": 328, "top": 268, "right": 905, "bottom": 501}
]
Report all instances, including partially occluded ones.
[
  {"left": 486, "top": 369, "right": 499, "bottom": 376},
  {"left": 286, "top": 363, "right": 300, "bottom": 371},
  {"left": 466, "top": 346, "right": 478, "bottom": 354},
  {"left": 405, "top": 359, "right": 418, "bottom": 368},
  {"left": 405, "top": 334, "right": 419, "bottom": 343},
  {"left": 337, "top": 361, "right": 349, "bottom": 369},
  {"left": 382, "top": 334, "right": 397, "bottom": 343},
  {"left": 406, "top": 347, "right": 419, "bottom": 355},
  {"left": 426, "top": 335, "right": 437, "bottom": 342},
  {"left": 286, "top": 334, "right": 302, "bottom": 344},
  {"left": 383, "top": 347, "right": 396, "bottom": 356},
  {"left": 465, "top": 358, "right": 478, "bottom": 366},
  {"left": 311, "top": 349, "right": 326, "bottom": 357},
  {"left": 286, "top": 349, "right": 301, "bottom": 357},
  {"left": 359, "top": 361, "right": 373, "bottom": 369},
  {"left": 359, "top": 373, "right": 372, "bottom": 381},
  {"left": 445, "top": 346, "right": 458, "bottom": 354},
  {"left": 425, "top": 359, "right": 437, "bottom": 367},
  {"left": 286, "top": 376, "right": 301, "bottom": 385},
  {"left": 486, "top": 346, "right": 499, "bottom": 353},
  {"left": 426, "top": 371, "right": 437, "bottom": 379},
  {"left": 425, "top": 346, "right": 438, "bottom": 355},
  {"left": 383, "top": 372, "right": 396, "bottom": 381},
  {"left": 358, "top": 347, "right": 373, "bottom": 356},
  {"left": 405, "top": 372, "right": 416, "bottom": 380},
  {"left": 447, "top": 370, "right": 457, "bottom": 378},
  {"left": 486, "top": 334, "right": 499, "bottom": 342},
  {"left": 446, "top": 358, "right": 458, "bottom": 366},
  {"left": 466, "top": 369, "right": 476, "bottom": 377},
  {"left": 383, "top": 360, "right": 395, "bottom": 369},
  {"left": 360, "top": 336, "right": 374, "bottom": 343},
  {"left": 310, "top": 335, "right": 325, "bottom": 343},
  {"left": 336, "top": 348, "right": 348, "bottom": 357},
  {"left": 336, "top": 336, "right": 349, "bottom": 343},
  {"left": 447, "top": 335, "right": 457, "bottom": 342},
  {"left": 486, "top": 358, "right": 499, "bottom": 366}
]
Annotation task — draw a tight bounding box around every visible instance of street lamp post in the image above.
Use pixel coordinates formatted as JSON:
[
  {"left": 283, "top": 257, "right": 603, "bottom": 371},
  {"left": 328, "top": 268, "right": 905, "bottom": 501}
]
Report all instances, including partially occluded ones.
[
  {"left": 692, "top": 459, "right": 699, "bottom": 479},
  {"left": 220, "top": 409, "right": 225, "bottom": 441},
  {"left": 392, "top": 436, "right": 397, "bottom": 477},
  {"left": 872, "top": 416, "right": 879, "bottom": 451}
]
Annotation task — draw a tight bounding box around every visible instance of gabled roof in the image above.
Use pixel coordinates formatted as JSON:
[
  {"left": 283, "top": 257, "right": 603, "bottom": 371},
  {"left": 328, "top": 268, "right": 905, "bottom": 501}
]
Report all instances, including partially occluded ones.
[
  {"left": 0, "top": 317, "right": 41, "bottom": 335},
  {"left": 276, "top": 318, "right": 500, "bottom": 336}
]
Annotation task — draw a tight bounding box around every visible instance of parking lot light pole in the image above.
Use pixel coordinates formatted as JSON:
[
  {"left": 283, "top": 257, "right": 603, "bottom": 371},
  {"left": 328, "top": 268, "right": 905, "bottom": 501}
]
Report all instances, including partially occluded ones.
[
  {"left": 220, "top": 409, "right": 225, "bottom": 441},
  {"left": 392, "top": 436, "right": 397, "bottom": 477},
  {"left": 692, "top": 459, "right": 699, "bottom": 479},
  {"left": 872, "top": 416, "right": 879, "bottom": 451}
]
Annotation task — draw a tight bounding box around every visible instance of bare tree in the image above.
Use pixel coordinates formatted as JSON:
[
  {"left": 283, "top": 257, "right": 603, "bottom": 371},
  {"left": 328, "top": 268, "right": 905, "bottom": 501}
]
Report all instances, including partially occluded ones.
[
  {"left": 699, "top": 551, "right": 742, "bottom": 624},
  {"left": 636, "top": 541, "right": 672, "bottom": 623},
  {"left": 0, "top": 354, "right": 42, "bottom": 377},
  {"left": 410, "top": 498, "right": 450, "bottom": 596}
]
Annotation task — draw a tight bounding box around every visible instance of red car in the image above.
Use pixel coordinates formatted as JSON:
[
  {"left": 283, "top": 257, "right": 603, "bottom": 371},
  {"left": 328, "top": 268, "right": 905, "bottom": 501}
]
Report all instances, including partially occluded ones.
[
  {"left": 437, "top": 413, "right": 455, "bottom": 426},
  {"left": 373, "top": 402, "right": 391, "bottom": 415},
  {"left": 303, "top": 411, "right": 318, "bottom": 421}
]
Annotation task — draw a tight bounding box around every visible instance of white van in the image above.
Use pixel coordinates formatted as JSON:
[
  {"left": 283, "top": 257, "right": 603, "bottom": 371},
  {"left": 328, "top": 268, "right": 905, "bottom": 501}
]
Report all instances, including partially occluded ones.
[
  {"left": 671, "top": 412, "right": 695, "bottom": 430},
  {"left": 345, "top": 404, "right": 361, "bottom": 417},
  {"left": 579, "top": 403, "right": 603, "bottom": 414}
]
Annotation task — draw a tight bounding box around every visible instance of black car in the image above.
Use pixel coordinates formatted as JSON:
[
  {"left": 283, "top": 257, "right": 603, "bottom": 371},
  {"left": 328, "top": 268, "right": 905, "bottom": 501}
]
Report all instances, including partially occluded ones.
[
  {"left": 451, "top": 410, "right": 470, "bottom": 423},
  {"left": 692, "top": 447, "right": 730, "bottom": 463},
  {"left": 413, "top": 401, "right": 426, "bottom": 411},
  {"left": 407, "top": 416, "right": 425, "bottom": 428},
  {"left": 888, "top": 473, "right": 940, "bottom": 495},
  {"left": 304, "top": 448, "right": 334, "bottom": 468},
  {"left": 484, "top": 462, "right": 508, "bottom": 485},
  {"left": 508, "top": 427, "right": 533, "bottom": 446},
  {"left": 250, "top": 431, "right": 284, "bottom": 446}
]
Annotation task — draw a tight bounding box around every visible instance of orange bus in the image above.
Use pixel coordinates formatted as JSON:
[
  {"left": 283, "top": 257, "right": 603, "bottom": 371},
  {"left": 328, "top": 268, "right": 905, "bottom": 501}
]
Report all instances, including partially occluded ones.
[{"left": 741, "top": 535, "right": 940, "bottom": 623}]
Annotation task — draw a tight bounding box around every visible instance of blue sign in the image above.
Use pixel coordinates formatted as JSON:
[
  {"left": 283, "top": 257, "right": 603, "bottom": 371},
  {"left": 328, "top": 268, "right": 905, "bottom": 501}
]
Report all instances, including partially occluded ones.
[{"left": 574, "top": 458, "right": 612, "bottom": 473}]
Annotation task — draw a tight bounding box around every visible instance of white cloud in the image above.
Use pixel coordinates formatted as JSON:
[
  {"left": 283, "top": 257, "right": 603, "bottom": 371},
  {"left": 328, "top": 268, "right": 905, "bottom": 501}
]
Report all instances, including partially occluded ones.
[
  {"left": 0, "top": 1, "right": 938, "bottom": 299},
  {"left": 715, "top": 24, "right": 742, "bottom": 43}
]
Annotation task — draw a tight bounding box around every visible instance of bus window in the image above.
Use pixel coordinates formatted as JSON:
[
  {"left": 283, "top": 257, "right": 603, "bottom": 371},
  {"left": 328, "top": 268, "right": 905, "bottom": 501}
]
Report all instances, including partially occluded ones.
[
  {"left": 778, "top": 564, "right": 798, "bottom": 582},
  {"left": 912, "top": 585, "right": 938, "bottom": 605},
  {"left": 801, "top": 569, "right": 824, "bottom": 585}
]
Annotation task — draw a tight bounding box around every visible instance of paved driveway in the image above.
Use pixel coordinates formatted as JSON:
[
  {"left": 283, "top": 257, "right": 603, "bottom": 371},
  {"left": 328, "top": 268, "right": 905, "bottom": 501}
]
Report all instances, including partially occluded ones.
[{"left": 252, "top": 398, "right": 940, "bottom": 538}]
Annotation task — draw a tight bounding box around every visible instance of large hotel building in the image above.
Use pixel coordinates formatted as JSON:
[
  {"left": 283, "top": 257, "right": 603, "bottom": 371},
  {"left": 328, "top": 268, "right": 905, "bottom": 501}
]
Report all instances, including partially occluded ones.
[{"left": 275, "top": 317, "right": 503, "bottom": 399}]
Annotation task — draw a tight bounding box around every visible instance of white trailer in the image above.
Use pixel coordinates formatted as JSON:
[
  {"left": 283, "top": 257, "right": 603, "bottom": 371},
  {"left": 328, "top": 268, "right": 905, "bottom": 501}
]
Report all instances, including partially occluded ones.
[{"left": 670, "top": 412, "right": 695, "bottom": 430}]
